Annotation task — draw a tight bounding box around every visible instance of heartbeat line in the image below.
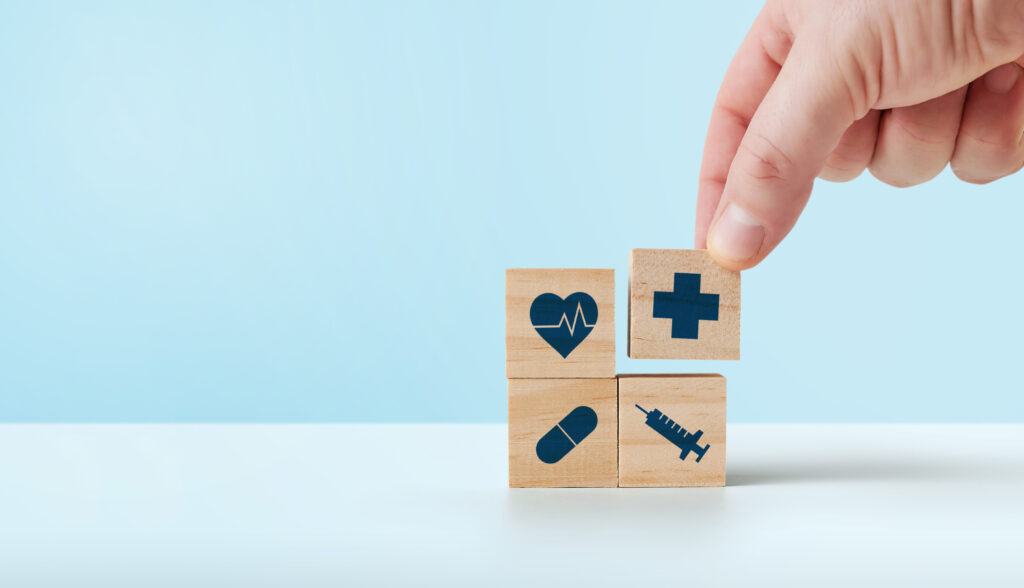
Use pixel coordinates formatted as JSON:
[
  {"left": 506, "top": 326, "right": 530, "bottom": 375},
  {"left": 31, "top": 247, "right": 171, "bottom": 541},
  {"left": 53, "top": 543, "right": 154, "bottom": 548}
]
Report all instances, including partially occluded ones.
[{"left": 533, "top": 302, "right": 596, "bottom": 336}]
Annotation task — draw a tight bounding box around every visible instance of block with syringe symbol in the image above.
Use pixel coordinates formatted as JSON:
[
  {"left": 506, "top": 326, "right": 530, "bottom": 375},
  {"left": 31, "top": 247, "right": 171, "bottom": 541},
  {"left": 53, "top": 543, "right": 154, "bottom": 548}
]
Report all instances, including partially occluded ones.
[
  {"left": 634, "top": 404, "right": 710, "bottom": 463},
  {"left": 618, "top": 374, "right": 726, "bottom": 487}
]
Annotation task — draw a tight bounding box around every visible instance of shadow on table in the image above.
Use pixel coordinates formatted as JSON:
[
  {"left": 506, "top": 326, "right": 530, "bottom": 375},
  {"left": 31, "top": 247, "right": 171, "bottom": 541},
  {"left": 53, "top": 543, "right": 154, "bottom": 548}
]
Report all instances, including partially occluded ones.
[
  {"left": 504, "top": 486, "right": 730, "bottom": 528},
  {"left": 727, "top": 456, "right": 1009, "bottom": 486}
]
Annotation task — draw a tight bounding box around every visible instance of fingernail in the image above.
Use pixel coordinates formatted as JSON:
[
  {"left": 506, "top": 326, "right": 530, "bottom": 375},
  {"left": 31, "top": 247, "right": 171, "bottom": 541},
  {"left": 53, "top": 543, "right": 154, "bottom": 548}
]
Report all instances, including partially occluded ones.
[
  {"left": 984, "top": 64, "right": 1020, "bottom": 94},
  {"left": 708, "top": 204, "right": 764, "bottom": 262}
]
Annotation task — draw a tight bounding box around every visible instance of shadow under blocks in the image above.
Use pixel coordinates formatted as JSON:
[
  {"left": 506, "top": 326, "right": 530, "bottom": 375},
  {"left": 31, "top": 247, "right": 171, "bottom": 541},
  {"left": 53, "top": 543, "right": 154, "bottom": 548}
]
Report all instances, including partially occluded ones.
[{"left": 506, "top": 250, "right": 737, "bottom": 487}]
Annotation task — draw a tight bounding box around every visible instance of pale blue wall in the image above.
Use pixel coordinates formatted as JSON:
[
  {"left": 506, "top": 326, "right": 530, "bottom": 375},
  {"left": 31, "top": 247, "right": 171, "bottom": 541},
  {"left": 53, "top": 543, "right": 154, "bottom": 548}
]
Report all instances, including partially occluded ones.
[{"left": 1, "top": 1, "right": 1021, "bottom": 422}]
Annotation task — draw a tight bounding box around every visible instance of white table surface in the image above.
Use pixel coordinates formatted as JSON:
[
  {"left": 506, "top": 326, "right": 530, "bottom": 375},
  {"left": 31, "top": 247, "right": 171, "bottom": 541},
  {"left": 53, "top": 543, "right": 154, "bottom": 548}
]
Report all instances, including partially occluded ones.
[{"left": 1, "top": 424, "right": 1021, "bottom": 587}]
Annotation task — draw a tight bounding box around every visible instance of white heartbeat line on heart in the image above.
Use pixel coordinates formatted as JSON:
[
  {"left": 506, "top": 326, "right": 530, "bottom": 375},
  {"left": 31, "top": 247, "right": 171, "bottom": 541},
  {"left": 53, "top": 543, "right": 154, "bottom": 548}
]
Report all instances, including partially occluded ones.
[{"left": 534, "top": 302, "right": 596, "bottom": 336}]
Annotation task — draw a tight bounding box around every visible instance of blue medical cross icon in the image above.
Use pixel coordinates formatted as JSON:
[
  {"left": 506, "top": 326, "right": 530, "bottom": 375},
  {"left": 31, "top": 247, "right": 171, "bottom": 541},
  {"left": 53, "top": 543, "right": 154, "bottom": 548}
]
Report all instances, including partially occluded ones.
[{"left": 652, "top": 273, "right": 719, "bottom": 339}]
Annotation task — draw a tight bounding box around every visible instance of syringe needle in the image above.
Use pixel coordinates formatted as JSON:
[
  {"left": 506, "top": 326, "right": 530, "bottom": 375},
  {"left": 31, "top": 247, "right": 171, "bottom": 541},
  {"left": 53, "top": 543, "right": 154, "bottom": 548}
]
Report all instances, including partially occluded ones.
[{"left": 635, "top": 404, "right": 649, "bottom": 415}]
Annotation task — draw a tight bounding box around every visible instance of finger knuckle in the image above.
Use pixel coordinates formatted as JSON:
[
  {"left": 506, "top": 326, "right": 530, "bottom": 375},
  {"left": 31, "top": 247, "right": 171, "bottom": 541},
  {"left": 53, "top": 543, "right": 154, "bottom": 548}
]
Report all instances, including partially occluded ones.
[
  {"left": 960, "top": 0, "right": 1024, "bottom": 60},
  {"left": 868, "top": 162, "right": 937, "bottom": 188},
  {"left": 951, "top": 164, "right": 999, "bottom": 184},
  {"left": 820, "top": 163, "right": 864, "bottom": 183},
  {"left": 958, "top": 124, "right": 1024, "bottom": 152},
  {"left": 819, "top": 166, "right": 862, "bottom": 183},
  {"left": 951, "top": 149, "right": 1024, "bottom": 183},
  {"left": 737, "top": 132, "right": 795, "bottom": 183},
  {"left": 821, "top": 151, "right": 870, "bottom": 182},
  {"left": 953, "top": 125, "right": 1024, "bottom": 180},
  {"left": 892, "top": 113, "right": 957, "bottom": 146}
]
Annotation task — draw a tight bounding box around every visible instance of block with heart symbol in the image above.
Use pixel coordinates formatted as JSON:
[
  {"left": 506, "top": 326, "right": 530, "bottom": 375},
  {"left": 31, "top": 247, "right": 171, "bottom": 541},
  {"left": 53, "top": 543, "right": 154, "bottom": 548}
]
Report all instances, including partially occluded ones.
[
  {"left": 628, "top": 249, "right": 740, "bottom": 360},
  {"left": 505, "top": 269, "right": 614, "bottom": 378}
]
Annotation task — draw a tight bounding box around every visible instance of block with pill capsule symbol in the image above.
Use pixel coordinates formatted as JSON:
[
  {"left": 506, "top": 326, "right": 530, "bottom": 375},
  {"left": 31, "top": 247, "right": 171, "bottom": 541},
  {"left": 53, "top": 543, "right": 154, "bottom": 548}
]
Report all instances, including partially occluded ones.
[{"left": 508, "top": 378, "right": 618, "bottom": 488}]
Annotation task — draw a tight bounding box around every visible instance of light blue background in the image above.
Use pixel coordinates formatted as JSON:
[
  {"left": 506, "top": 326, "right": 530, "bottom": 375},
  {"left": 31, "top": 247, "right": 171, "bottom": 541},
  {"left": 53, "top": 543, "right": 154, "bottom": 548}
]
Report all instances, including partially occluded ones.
[{"left": 1, "top": 1, "right": 1021, "bottom": 422}]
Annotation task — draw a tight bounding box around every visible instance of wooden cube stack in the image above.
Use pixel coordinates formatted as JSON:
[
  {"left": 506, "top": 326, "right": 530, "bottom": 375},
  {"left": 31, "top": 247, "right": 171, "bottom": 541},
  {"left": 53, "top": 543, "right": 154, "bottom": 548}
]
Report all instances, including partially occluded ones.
[
  {"left": 506, "top": 269, "right": 618, "bottom": 487},
  {"left": 507, "top": 251, "right": 739, "bottom": 488}
]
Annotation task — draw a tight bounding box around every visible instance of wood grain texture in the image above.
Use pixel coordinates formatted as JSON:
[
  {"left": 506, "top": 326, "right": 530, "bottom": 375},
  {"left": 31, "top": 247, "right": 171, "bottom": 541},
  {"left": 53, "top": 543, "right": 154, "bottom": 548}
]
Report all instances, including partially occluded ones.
[
  {"left": 506, "top": 269, "right": 614, "bottom": 378},
  {"left": 628, "top": 249, "right": 739, "bottom": 360},
  {"left": 508, "top": 378, "right": 618, "bottom": 488},
  {"left": 618, "top": 374, "right": 726, "bottom": 487}
]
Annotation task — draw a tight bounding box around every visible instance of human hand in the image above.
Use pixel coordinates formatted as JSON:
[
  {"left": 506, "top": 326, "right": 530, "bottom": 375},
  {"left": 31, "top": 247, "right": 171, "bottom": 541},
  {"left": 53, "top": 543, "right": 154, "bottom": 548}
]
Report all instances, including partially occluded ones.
[{"left": 696, "top": 0, "right": 1024, "bottom": 270}]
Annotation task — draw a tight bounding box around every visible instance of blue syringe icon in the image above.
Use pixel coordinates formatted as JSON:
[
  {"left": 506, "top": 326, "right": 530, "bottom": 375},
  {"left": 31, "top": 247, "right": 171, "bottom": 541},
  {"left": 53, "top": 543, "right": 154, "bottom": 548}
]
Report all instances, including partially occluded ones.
[{"left": 635, "top": 404, "right": 710, "bottom": 463}]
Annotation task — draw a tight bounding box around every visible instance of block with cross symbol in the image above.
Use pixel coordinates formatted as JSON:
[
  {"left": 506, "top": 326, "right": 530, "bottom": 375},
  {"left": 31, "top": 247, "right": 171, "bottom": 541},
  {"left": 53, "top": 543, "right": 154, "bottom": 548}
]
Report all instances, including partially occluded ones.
[{"left": 628, "top": 249, "right": 740, "bottom": 359}]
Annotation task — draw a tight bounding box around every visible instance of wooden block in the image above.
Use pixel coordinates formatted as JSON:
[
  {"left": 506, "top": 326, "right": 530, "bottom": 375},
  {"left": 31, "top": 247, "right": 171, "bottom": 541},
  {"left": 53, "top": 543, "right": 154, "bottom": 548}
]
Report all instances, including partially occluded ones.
[
  {"left": 508, "top": 378, "right": 618, "bottom": 488},
  {"left": 628, "top": 249, "right": 739, "bottom": 360},
  {"left": 618, "top": 374, "right": 726, "bottom": 487},
  {"left": 506, "top": 269, "right": 614, "bottom": 378}
]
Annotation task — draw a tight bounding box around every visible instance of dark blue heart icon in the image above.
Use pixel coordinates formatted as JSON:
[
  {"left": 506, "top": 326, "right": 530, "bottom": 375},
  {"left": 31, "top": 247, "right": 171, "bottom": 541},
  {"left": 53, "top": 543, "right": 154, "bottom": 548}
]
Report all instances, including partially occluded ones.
[{"left": 529, "top": 292, "right": 598, "bottom": 359}]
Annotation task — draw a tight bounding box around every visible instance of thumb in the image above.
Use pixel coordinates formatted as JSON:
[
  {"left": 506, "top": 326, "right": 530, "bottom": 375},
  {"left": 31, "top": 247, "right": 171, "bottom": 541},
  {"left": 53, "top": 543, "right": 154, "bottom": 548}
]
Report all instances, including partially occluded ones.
[{"left": 706, "top": 39, "right": 863, "bottom": 270}]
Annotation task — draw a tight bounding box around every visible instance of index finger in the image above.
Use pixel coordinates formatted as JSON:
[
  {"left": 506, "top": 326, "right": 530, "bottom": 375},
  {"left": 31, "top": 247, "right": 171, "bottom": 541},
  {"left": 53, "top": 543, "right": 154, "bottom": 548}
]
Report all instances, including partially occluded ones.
[{"left": 696, "top": 5, "right": 792, "bottom": 248}]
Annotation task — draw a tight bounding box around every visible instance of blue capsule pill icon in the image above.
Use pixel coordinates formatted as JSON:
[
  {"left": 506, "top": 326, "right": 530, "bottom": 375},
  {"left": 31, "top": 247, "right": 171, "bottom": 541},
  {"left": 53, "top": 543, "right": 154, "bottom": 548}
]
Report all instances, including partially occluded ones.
[{"left": 535, "top": 406, "right": 598, "bottom": 464}]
